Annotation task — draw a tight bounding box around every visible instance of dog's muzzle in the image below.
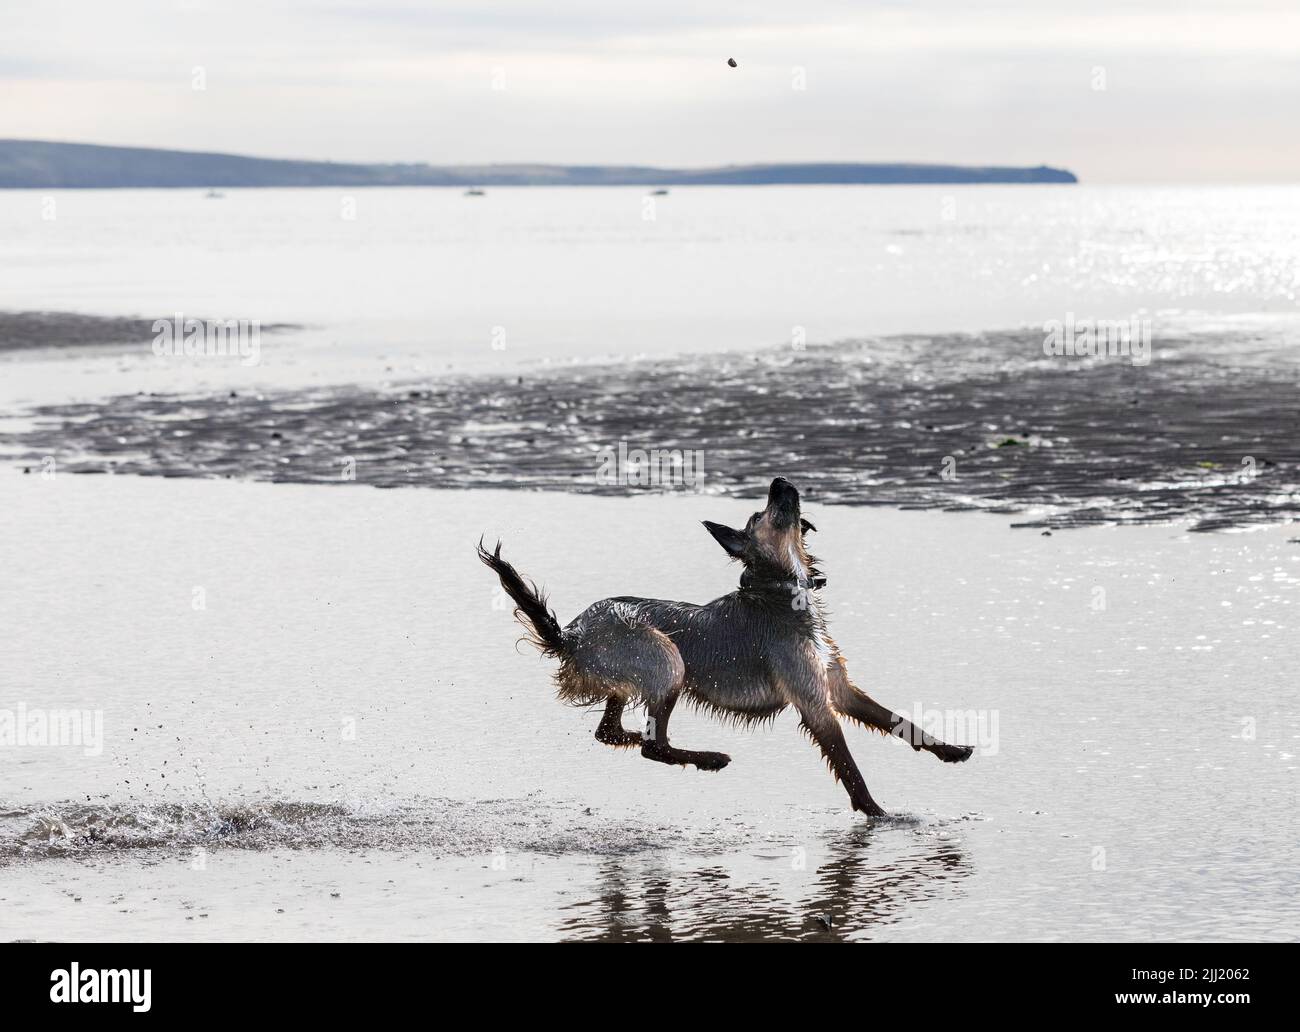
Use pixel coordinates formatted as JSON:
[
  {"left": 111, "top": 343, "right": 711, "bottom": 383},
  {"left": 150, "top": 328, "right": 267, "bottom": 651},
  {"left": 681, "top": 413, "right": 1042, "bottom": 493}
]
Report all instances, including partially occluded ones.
[{"left": 766, "top": 477, "right": 801, "bottom": 530}]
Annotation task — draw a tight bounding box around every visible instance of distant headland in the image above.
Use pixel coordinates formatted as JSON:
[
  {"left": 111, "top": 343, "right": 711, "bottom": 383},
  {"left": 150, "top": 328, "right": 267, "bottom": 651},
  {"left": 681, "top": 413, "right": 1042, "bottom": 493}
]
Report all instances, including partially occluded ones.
[{"left": 0, "top": 140, "right": 1078, "bottom": 188}]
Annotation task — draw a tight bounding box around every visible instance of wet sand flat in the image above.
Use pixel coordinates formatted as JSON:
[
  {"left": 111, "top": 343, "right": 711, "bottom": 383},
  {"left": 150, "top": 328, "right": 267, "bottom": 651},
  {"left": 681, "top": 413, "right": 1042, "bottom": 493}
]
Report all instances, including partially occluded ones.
[{"left": 1, "top": 474, "right": 1296, "bottom": 941}]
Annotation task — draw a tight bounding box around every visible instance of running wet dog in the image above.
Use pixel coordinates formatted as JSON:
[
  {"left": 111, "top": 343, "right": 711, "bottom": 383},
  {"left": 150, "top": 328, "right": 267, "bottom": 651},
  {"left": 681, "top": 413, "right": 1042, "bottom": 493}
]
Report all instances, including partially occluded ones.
[{"left": 478, "top": 477, "right": 973, "bottom": 816}]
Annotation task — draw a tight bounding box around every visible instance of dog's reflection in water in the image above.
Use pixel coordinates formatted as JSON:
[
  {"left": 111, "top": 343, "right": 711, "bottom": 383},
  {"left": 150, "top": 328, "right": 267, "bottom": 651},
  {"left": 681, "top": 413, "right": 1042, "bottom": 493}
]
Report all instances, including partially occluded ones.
[{"left": 557, "top": 824, "right": 970, "bottom": 942}]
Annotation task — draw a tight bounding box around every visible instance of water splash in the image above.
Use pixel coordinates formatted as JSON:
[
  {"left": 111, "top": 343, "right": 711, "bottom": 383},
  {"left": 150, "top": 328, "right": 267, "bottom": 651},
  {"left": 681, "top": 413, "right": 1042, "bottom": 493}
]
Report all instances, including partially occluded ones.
[{"left": 0, "top": 797, "right": 752, "bottom": 865}]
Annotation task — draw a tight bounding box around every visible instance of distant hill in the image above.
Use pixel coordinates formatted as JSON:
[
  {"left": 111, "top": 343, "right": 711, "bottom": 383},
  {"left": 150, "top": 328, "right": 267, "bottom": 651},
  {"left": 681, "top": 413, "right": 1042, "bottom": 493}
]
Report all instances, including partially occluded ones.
[{"left": 0, "top": 140, "right": 1078, "bottom": 188}]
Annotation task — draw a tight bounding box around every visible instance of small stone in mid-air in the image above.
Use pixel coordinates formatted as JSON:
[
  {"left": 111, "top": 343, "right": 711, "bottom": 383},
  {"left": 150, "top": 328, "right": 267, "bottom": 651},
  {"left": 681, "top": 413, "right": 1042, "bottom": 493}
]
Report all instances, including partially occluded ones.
[{"left": 727, "top": 57, "right": 737, "bottom": 68}]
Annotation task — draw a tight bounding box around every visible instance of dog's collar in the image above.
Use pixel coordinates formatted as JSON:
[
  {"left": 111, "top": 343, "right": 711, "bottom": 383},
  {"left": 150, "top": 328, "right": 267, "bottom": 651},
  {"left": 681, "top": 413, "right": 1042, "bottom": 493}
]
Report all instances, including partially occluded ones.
[{"left": 740, "top": 570, "right": 827, "bottom": 593}]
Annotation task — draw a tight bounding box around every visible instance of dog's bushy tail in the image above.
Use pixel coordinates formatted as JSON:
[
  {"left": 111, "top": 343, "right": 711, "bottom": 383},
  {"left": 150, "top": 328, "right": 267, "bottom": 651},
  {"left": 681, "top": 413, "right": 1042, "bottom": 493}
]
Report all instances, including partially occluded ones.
[{"left": 477, "top": 538, "right": 566, "bottom": 658}]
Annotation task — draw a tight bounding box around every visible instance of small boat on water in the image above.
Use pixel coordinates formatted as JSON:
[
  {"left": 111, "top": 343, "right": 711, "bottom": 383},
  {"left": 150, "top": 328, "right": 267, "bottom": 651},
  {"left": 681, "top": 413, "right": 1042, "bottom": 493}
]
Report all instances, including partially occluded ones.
[
  {"left": 464, "top": 188, "right": 485, "bottom": 197},
  {"left": 651, "top": 188, "right": 670, "bottom": 196}
]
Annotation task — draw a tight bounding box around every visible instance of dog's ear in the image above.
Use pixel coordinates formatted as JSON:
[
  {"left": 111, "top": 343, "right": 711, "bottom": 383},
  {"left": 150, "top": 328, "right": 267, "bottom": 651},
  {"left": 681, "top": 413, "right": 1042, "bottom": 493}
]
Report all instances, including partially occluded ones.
[
  {"left": 702, "top": 520, "right": 747, "bottom": 559},
  {"left": 800, "top": 518, "right": 817, "bottom": 535}
]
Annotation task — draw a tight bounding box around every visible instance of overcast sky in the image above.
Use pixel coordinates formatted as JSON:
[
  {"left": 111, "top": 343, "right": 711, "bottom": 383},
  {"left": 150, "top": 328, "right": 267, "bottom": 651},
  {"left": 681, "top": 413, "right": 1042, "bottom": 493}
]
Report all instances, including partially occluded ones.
[{"left": 3, "top": 0, "right": 1298, "bottom": 182}]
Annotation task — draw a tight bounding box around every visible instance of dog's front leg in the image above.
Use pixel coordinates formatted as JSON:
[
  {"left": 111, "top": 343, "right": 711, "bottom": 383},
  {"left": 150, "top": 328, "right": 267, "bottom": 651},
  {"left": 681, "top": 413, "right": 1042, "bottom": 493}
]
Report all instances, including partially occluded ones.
[
  {"left": 771, "top": 650, "right": 887, "bottom": 816},
  {"left": 797, "top": 703, "right": 887, "bottom": 817},
  {"left": 829, "top": 665, "right": 973, "bottom": 764}
]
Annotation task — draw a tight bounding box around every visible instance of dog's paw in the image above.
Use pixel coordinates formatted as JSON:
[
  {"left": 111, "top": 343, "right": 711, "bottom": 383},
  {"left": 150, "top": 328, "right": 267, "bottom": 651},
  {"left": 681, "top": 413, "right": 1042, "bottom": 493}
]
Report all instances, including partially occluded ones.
[
  {"left": 691, "top": 751, "right": 731, "bottom": 772},
  {"left": 934, "top": 743, "right": 974, "bottom": 764}
]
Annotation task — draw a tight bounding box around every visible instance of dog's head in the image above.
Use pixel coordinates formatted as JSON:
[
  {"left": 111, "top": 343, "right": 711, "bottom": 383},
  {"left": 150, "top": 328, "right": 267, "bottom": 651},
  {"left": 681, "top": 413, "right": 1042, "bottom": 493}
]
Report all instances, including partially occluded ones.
[{"left": 702, "top": 477, "right": 822, "bottom": 587}]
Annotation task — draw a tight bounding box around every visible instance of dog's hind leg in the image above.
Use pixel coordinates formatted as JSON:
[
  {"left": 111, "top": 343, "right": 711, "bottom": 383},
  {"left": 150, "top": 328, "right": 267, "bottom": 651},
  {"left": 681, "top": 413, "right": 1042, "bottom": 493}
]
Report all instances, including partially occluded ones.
[
  {"left": 798, "top": 703, "right": 886, "bottom": 817},
  {"left": 568, "top": 605, "right": 727, "bottom": 770},
  {"left": 594, "top": 697, "right": 642, "bottom": 748},
  {"left": 829, "top": 665, "right": 973, "bottom": 764},
  {"left": 641, "top": 691, "right": 731, "bottom": 772}
]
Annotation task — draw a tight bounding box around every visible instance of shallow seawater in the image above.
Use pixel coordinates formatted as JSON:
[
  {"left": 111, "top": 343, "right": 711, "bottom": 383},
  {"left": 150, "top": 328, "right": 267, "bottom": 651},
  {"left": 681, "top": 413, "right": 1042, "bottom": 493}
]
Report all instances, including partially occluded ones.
[
  {"left": 4, "top": 183, "right": 1300, "bottom": 415},
  {"left": 5, "top": 184, "right": 1299, "bottom": 372},
  {"left": 1, "top": 474, "right": 1297, "bottom": 941}
]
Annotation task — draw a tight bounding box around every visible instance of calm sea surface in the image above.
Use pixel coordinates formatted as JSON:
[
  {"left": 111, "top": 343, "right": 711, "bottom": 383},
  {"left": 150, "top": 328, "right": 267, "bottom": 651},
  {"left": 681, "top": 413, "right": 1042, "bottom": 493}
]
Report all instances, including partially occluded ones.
[{"left": 2, "top": 184, "right": 1298, "bottom": 400}]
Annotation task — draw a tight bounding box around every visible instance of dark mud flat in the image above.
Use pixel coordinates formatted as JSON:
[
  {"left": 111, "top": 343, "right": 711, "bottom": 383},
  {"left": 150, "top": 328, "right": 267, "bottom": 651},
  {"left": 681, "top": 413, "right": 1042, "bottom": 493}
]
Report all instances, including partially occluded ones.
[
  {"left": 0, "top": 310, "right": 300, "bottom": 352},
  {"left": 5, "top": 329, "right": 1300, "bottom": 530}
]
